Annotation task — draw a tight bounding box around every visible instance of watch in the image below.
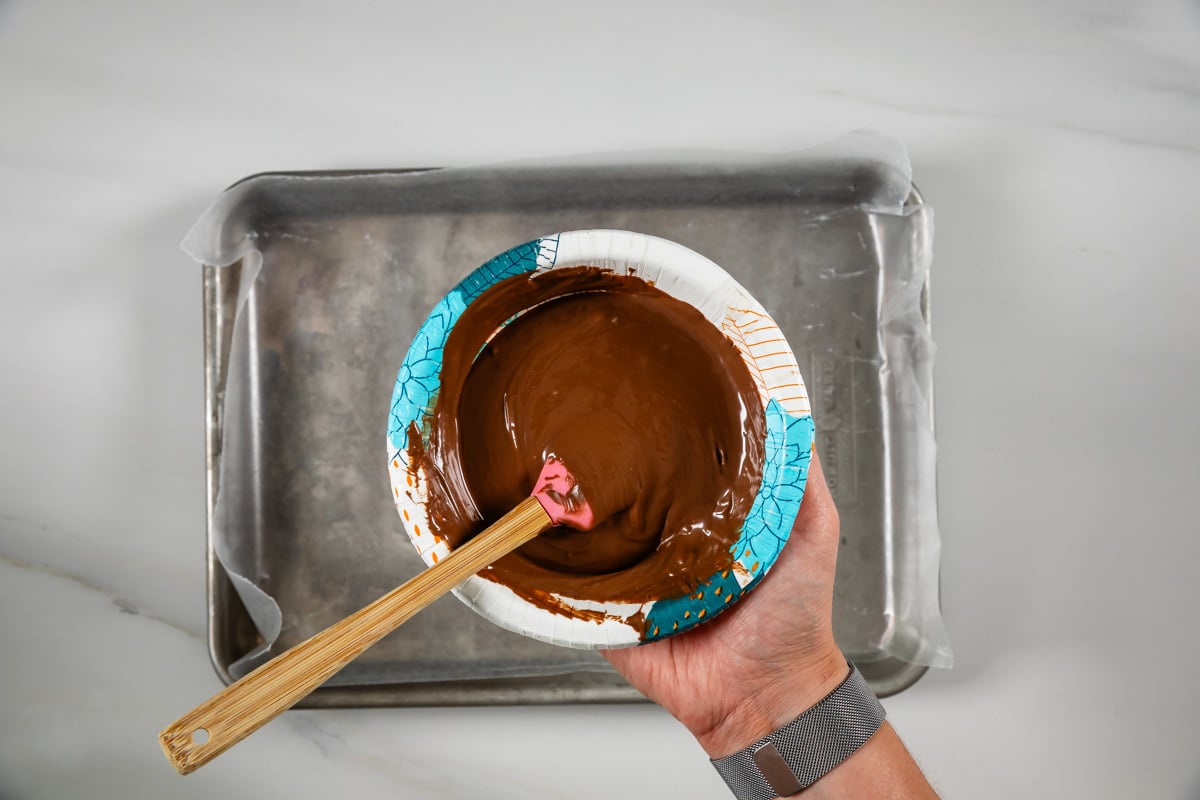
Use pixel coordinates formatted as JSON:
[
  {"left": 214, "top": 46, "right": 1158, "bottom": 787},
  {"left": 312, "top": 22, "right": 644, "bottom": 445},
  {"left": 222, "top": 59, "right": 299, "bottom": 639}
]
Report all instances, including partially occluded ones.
[{"left": 710, "top": 663, "right": 885, "bottom": 799}]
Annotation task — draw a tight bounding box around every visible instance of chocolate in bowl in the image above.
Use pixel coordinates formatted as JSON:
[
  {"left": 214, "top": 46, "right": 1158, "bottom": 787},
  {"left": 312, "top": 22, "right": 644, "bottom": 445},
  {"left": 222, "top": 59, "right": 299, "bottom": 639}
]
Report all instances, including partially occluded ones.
[
  {"left": 387, "top": 230, "right": 815, "bottom": 649},
  {"left": 408, "top": 267, "right": 766, "bottom": 609}
]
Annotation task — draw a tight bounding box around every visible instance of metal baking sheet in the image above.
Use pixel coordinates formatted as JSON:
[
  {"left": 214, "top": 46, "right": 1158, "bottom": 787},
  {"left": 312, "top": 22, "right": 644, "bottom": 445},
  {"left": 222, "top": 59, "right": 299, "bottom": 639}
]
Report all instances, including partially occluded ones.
[{"left": 203, "top": 160, "right": 936, "bottom": 704}]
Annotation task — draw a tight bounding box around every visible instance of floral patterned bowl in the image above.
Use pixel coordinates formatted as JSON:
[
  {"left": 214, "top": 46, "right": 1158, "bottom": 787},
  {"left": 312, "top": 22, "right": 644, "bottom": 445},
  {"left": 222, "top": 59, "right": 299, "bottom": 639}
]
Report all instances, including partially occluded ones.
[{"left": 386, "top": 230, "right": 814, "bottom": 649}]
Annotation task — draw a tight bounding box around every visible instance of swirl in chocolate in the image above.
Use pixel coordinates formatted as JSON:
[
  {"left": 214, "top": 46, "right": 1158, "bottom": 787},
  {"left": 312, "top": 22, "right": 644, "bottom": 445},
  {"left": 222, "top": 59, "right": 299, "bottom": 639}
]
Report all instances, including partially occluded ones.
[{"left": 407, "top": 267, "right": 766, "bottom": 610}]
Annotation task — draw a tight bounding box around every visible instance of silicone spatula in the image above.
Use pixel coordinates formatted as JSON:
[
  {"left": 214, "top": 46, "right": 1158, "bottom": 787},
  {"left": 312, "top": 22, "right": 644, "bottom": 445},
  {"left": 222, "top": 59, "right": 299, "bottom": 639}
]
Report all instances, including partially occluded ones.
[{"left": 160, "top": 456, "right": 600, "bottom": 775}]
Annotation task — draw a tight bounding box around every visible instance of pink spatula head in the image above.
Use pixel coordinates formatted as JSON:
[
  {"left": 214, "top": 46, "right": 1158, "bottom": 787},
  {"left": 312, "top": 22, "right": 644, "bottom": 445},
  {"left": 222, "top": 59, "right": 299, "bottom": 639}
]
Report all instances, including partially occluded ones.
[{"left": 531, "top": 456, "right": 596, "bottom": 530}]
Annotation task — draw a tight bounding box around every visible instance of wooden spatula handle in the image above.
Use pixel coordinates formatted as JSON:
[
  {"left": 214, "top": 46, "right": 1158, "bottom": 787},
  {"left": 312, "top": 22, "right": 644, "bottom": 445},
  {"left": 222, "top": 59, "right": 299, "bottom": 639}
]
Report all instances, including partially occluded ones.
[{"left": 160, "top": 495, "right": 552, "bottom": 775}]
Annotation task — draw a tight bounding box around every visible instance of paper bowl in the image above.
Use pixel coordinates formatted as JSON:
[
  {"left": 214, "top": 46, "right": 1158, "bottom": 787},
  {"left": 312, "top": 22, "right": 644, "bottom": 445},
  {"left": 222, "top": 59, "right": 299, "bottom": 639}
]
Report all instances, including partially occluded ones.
[{"left": 386, "top": 230, "right": 815, "bottom": 649}]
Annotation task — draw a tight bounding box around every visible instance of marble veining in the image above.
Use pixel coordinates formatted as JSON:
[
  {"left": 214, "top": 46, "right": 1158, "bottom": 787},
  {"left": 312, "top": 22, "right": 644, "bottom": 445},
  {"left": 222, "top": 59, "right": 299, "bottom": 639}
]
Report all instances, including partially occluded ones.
[{"left": 2, "top": 0, "right": 1198, "bottom": 797}]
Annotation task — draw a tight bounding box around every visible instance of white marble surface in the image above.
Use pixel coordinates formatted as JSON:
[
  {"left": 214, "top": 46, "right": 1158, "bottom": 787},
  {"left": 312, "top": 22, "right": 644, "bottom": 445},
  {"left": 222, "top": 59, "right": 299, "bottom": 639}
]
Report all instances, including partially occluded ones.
[{"left": 2, "top": 1, "right": 1199, "bottom": 797}]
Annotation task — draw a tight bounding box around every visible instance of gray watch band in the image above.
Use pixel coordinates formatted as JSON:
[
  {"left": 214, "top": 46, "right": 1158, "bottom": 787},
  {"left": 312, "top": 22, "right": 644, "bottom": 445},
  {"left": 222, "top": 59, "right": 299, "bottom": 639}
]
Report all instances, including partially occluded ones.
[{"left": 711, "top": 663, "right": 885, "bottom": 799}]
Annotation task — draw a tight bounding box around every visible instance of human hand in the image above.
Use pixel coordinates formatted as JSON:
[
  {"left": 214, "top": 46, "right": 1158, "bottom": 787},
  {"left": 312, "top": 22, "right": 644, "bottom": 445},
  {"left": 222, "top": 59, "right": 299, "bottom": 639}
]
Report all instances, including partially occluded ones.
[{"left": 601, "top": 452, "right": 847, "bottom": 758}]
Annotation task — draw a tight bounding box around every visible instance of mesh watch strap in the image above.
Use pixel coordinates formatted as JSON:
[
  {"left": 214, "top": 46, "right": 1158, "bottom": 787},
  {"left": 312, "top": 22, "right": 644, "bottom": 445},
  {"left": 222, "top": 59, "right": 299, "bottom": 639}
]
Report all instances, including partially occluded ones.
[{"left": 711, "top": 663, "right": 885, "bottom": 799}]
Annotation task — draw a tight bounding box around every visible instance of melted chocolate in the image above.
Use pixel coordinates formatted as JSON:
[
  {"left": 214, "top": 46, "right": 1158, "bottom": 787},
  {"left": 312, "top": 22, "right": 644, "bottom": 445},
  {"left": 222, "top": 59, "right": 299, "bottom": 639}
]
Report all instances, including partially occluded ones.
[{"left": 408, "top": 267, "right": 765, "bottom": 609}]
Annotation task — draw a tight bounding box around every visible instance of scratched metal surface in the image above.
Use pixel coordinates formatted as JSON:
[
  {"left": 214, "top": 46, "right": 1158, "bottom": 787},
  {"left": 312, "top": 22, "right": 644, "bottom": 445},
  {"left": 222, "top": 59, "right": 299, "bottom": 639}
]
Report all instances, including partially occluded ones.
[{"left": 202, "top": 160, "right": 935, "bottom": 704}]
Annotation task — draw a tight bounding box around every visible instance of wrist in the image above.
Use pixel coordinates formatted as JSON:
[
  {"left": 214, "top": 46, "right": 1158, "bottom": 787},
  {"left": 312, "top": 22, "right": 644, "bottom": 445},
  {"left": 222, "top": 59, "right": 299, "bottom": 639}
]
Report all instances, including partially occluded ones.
[{"left": 691, "top": 645, "right": 848, "bottom": 759}]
